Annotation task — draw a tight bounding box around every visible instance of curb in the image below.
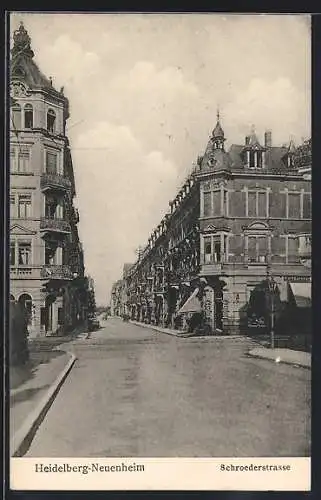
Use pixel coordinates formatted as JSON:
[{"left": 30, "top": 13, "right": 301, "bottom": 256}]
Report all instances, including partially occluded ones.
[
  {"left": 11, "top": 351, "right": 77, "bottom": 457},
  {"left": 129, "top": 320, "right": 248, "bottom": 340},
  {"left": 246, "top": 352, "right": 311, "bottom": 370},
  {"left": 129, "top": 320, "right": 183, "bottom": 337}
]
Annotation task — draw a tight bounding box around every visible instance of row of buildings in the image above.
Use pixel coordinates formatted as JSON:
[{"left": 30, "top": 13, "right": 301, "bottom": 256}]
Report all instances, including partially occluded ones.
[
  {"left": 111, "top": 113, "right": 311, "bottom": 335},
  {"left": 9, "top": 23, "right": 95, "bottom": 337}
]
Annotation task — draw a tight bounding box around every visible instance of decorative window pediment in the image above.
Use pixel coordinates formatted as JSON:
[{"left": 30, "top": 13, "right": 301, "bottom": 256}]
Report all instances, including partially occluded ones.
[
  {"left": 10, "top": 223, "right": 36, "bottom": 235},
  {"left": 243, "top": 221, "right": 271, "bottom": 233},
  {"left": 203, "top": 224, "right": 217, "bottom": 233}
]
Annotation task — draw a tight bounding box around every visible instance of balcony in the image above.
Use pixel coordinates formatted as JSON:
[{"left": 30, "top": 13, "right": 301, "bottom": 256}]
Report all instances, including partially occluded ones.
[
  {"left": 10, "top": 265, "right": 40, "bottom": 278},
  {"left": 40, "top": 173, "right": 71, "bottom": 192},
  {"left": 40, "top": 217, "right": 71, "bottom": 234},
  {"left": 41, "top": 265, "right": 74, "bottom": 281}
]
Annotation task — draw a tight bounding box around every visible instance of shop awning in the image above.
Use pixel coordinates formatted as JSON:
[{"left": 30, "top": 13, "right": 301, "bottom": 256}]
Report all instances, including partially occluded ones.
[
  {"left": 177, "top": 287, "right": 202, "bottom": 314},
  {"left": 289, "top": 282, "right": 311, "bottom": 308}
]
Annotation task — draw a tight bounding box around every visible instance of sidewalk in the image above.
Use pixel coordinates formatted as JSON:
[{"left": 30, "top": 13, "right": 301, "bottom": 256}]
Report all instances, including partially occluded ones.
[
  {"left": 129, "top": 320, "right": 245, "bottom": 339},
  {"left": 247, "top": 347, "right": 311, "bottom": 369},
  {"left": 9, "top": 325, "right": 88, "bottom": 456}
]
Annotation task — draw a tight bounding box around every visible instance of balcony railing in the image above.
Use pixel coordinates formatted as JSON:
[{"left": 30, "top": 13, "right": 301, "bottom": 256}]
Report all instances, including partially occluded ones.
[
  {"left": 40, "top": 217, "right": 71, "bottom": 234},
  {"left": 10, "top": 266, "right": 37, "bottom": 278},
  {"left": 41, "top": 265, "right": 74, "bottom": 281},
  {"left": 41, "top": 173, "right": 71, "bottom": 192}
]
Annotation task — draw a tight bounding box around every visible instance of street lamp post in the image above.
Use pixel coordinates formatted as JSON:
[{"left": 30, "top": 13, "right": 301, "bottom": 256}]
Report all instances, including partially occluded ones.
[{"left": 266, "top": 268, "right": 278, "bottom": 350}]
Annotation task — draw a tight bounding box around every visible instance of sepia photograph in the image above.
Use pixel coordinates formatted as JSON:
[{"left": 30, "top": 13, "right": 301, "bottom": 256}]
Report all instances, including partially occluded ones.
[{"left": 8, "top": 11, "right": 311, "bottom": 490}]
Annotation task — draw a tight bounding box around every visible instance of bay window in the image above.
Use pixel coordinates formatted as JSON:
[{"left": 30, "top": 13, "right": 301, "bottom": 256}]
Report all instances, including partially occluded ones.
[
  {"left": 247, "top": 236, "right": 268, "bottom": 263},
  {"left": 202, "top": 233, "right": 228, "bottom": 264}
]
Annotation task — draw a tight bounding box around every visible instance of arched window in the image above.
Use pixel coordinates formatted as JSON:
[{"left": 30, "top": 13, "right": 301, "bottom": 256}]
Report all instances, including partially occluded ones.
[
  {"left": 11, "top": 103, "right": 22, "bottom": 130},
  {"left": 47, "top": 109, "right": 56, "bottom": 133},
  {"left": 24, "top": 103, "right": 33, "bottom": 129},
  {"left": 18, "top": 293, "right": 32, "bottom": 325},
  {"left": 10, "top": 294, "right": 15, "bottom": 302}
]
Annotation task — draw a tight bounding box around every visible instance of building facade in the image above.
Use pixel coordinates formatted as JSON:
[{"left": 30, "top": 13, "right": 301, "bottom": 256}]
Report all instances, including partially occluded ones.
[
  {"left": 9, "top": 23, "right": 89, "bottom": 337},
  {"left": 119, "top": 114, "right": 311, "bottom": 335}
]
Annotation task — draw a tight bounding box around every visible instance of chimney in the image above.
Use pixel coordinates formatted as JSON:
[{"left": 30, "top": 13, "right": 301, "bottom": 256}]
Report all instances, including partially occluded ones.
[
  {"left": 245, "top": 135, "right": 250, "bottom": 145},
  {"left": 264, "top": 130, "right": 272, "bottom": 147}
]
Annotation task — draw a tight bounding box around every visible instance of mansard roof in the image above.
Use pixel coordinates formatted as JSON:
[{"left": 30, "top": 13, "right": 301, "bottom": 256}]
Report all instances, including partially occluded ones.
[{"left": 10, "top": 22, "right": 66, "bottom": 100}]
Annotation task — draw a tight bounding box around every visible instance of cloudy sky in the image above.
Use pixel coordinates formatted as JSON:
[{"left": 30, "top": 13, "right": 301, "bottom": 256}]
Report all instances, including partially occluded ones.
[{"left": 10, "top": 13, "right": 311, "bottom": 305}]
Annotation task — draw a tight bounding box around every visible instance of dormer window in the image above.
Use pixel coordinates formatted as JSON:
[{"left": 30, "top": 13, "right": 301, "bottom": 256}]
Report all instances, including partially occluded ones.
[
  {"left": 47, "top": 109, "right": 56, "bottom": 133},
  {"left": 246, "top": 149, "right": 264, "bottom": 169},
  {"left": 24, "top": 103, "right": 33, "bottom": 129}
]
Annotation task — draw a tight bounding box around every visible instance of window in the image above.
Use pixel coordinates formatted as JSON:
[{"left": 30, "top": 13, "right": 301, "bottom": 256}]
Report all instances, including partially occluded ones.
[
  {"left": 203, "top": 234, "right": 227, "bottom": 264},
  {"left": 247, "top": 236, "right": 268, "bottom": 263},
  {"left": 303, "top": 193, "right": 311, "bottom": 218},
  {"left": 288, "top": 193, "right": 300, "bottom": 219},
  {"left": 257, "top": 192, "right": 267, "bottom": 217},
  {"left": 46, "top": 151, "right": 58, "bottom": 175},
  {"left": 18, "top": 194, "right": 31, "bottom": 218},
  {"left": 271, "top": 236, "right": 286, "bottom": 263},
  {"left": 24, "top": 104, "right": 33, "bottom": 128},
  {"left": 213, "top": 190, "right": 221, "bottom": 215},
  {"left": 203, "top": 192, "right": 211, "bottom": 216},
  {"left": 10, "top": 147, "right": 30, "bottom": 173},
  {"left": 10, "top": 241, "right": 15, "bottom": 265},
  {"left": 288, "top": 237, "right": 299, "bottom": 263},
  {"left": 223, "top": 190, "right": 228, "bottom": 216},
  {"left": 230, "top": 191, "right": 246, "bottom": 217},
  {"left": 270, "top": 191, "right": 286, "bottom": 218},
  {"left": 11, "top": 103, "right": 22, "bottom": 130},
  {"left": 204, "top": 237, "right": 212, "bottom": 263},
  {"left": 18, "top": 241, "right": 32, "bottom": 265},
  {"left": 45, "top": 194, "right": 58, "bottom": 218},
  {"left": 10, "top": 195, "right": 15, "bottom": 217},
  {"left": 213, "top": 236, "right": 222, "bottom": 263},
  {"left": 45, "top": 242, "right": 57, "bottom": 265},
  {"left": 248, "top": 192, "right": 256, "bottom": 217},
  {"left": 47, "top": 109, "right": 56, "bottom": 133},
  {"left": 247, "top": 190, "right": 268, "bottom": 218},
  {"left": 18, "top": 147, "right": 30, "bottom": 173}
]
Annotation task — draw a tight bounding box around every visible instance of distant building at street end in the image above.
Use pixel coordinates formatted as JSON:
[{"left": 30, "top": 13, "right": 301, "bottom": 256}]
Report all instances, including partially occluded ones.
[
  {"left": 118, "top": 114, "right": 311, "bottom": 336},
  {"left": 9, "top": 23, "right": 90, "bottom": 337},
  {"left": 110, "top": 263, "right": 134, "bottom": 317}
]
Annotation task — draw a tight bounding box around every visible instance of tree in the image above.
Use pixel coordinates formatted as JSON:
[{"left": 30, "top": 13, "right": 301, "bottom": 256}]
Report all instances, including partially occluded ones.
[{"left": 10, "top": 301, "right": 29, "bottom": 366}]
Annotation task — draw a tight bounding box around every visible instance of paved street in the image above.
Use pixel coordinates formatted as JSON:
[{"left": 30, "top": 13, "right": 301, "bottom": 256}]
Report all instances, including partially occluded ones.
[{"left": 26, "top": 318, "right": 310, "bottom": 457}]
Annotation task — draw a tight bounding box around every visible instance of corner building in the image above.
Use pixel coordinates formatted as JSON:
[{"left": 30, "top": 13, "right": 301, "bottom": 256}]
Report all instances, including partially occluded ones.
[
  {"left": 123, "top": 114, "right": 311, "bottom": 335},
  {"left": 9, "top": 23, "right": 87, "bottom": 337},
  {"left": 196, "top": 118, "right": 311, "bottom": 334}
]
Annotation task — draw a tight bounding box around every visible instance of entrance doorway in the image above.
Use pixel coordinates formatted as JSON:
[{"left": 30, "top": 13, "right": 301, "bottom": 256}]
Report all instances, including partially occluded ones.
[{"left": 43, "top": 294, "right": 56, "bottom": 333}]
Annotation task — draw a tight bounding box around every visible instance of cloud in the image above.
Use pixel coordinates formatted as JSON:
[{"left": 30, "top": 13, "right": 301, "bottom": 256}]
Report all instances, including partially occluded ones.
[
  {"left": 223, "top": 77, "right": 310, "bottom": 146},
  {"left": 34, "top": 34, "right": 100, "bottom": 91},
  {"left": 72, "top": 121, "right": 178, "bottom": 301}
]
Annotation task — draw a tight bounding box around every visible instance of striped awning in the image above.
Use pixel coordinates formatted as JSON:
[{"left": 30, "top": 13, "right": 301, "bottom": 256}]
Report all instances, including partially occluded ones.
[
  {"left": 177, "top": 287, "right": 202, "bottom": 314},
  {"left": 289, "top": 282, "right": 311, "bottom": 308}
]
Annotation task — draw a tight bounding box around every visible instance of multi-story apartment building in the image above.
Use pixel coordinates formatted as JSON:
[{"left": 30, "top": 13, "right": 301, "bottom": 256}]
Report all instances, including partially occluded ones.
[
  {"left": 9, "top": 22, "right": 89, "bottom": 337},
  {"left": 110, "top": 263, "right": 133, "bottom": 317},
  {"left": 122, "top": 113, "right": 311, "bottom": 335}
]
